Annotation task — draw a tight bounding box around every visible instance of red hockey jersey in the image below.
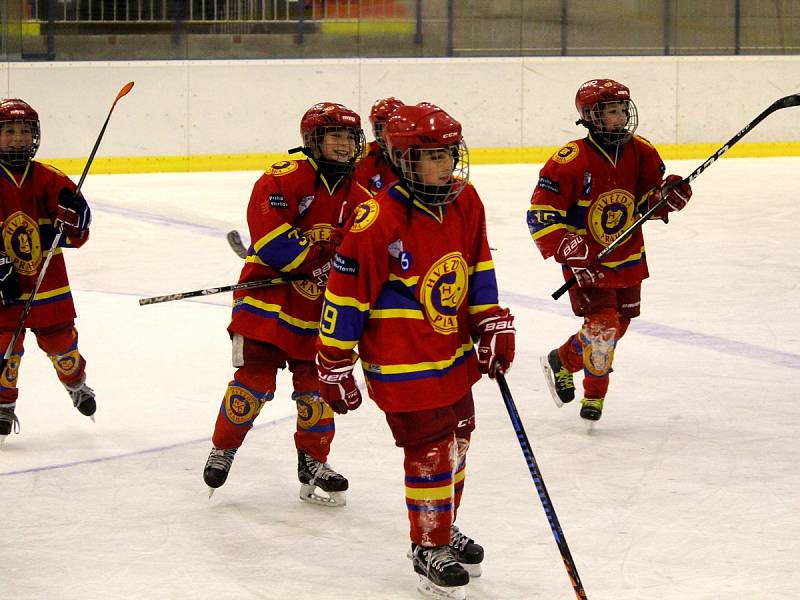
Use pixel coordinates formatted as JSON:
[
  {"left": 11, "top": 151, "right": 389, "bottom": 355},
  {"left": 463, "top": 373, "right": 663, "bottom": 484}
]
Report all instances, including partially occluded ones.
[
  {"left": 317, "top": 182, "right": 501, "bottom": 413},
  {"left": 229, "top": 158, "right": 372, "bottom": 360},
  {"left": 354, "top": 141, "right": 399, "bottom": 195},
  {"left": 0, "top": 161, "right": 88, "bottom": 329},
  {"left": 527, "top": 134, "right": 665, "bottom": 288}
]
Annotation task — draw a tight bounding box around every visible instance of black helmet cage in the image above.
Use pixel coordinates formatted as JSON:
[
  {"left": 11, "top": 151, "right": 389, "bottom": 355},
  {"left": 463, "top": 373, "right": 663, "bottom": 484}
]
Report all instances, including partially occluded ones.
[
  {"left": 0, "top": 118, "right": 41, "bottom": 168},
  {"left": 393, "top": 140, "right": 470, "bottom": 207},
  {"left": 584, "top": 99, "right": 638, "bottom": 146}
]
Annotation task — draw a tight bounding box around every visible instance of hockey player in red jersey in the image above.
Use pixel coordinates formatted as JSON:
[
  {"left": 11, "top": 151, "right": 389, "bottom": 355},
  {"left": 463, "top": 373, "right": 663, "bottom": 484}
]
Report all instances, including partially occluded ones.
[
  {"left": 354, "top": 96, "right": 404, "bottom": 194},
  {"left": 0, "top": 98, "right": 96, "bottom": 444},
  {"left": 202, "top": 102, "right": 372, "bottom": 506},
  {"left": 316, "top": 103, "right": 515, "bottom": 597},
  {"left": 528, "top": 79, "right": 692, "bottom": 423}
]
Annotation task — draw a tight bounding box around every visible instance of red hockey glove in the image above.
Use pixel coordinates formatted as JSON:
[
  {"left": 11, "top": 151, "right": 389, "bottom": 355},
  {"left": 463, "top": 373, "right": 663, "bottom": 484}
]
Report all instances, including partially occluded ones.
[
  {"left": 0, "top": 252, "right": 20, "bottom": 307},
  {"left": 660, "top": 174, "right": 692, "bottom": 212},
  {"left": 316, "top": 352, "right": 362, "bottom": 414},
  {"left": 554, "top": 232, "right": 596, "bottom": 270},
  {"left": 476, "top": 308, "right": 516, "bottom": 378},
  {"left": 296, "top": 243, "right": 333, "bottom": 287},
  {"left": 57, "top": 188, "right": 91, "bottom": 236}
]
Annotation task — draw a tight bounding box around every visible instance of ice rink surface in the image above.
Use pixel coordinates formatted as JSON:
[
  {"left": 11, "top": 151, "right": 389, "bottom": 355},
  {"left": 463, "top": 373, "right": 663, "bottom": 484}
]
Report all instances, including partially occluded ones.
[{"left": 1, "top": 157, "right": 798, "bottom": 599}]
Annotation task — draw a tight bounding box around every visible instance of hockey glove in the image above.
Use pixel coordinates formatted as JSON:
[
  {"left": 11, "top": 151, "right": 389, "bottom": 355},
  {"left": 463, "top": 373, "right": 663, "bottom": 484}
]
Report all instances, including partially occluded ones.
[
  {"left": 476, "top": 308, "right": 516, "bottom": 378},
  {"left": 316, "top": 352, "right": 362, "bottom": 414},
  {"left": 0, "top": 252, "right": 20, "bottom": 307},
  {"left": 57, "top": 188, "right": 91, "bottom": 236},
  {"left": 660, "top": 174, "right": 692, "bottom": 212},
  {"left": 296, "top": 243, "right": 333, "bottom": 287},
  {"left": 554, "top": 232, "right": 596, "bottom": 270},
  {"left": 572, "top": 267, "right": 605, "bottom": 288}
]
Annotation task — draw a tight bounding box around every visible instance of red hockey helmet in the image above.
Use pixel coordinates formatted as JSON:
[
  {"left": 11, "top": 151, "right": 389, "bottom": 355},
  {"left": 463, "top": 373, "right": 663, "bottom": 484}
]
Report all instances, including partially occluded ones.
[
  {"left": 368, "top": 97, "right": 405, "bottom": 149},
  {"left": 299, "top": 102, "right": 365, "bottom": 177},
  {"left": 384, "top": 103, "right": 469, "bottom": 206},
  {"left": 575, "top": 79, "right": 638, "bottom": 146},
  {"left": 0, "top": 98, "right": 41, "bottom": 167}
]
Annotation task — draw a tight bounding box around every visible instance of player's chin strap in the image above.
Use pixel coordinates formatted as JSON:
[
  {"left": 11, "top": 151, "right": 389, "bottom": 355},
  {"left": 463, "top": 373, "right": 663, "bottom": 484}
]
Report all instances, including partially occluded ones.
[{"left": 288, "top": 145, "right": 313, "bottom": 158}]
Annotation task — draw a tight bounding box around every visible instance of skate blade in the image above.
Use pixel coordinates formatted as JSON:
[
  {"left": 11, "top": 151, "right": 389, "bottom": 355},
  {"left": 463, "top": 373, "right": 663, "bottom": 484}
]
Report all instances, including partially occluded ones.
[
  {"left": 0, "top": 435, "right": 7, "bottom": 447},
  {"left": 299, "top": 483, "right": 346, "bottom": 508},
  {"left": 416, "top": 575, "right": 467, "bottom": 600},
  {"left": 207, "top": 487, "right": 216, "bottom": 499},
  {"left": 539, "top": 355, "right": 564, "bottom": 408},
  {"left": 582, "top": 418, "right": 598, "bottom": 434},
  {"left": 89, "top": 414, "right": 96, "bottom": 423}
]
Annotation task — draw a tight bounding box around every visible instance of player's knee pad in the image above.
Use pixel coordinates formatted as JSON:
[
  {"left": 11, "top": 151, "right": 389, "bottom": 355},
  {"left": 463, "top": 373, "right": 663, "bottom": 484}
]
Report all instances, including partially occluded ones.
[
  {"left": 580, "top": 308, "right": 620, "bottom": 377},
  {"left": 47, "top": 346, "right": 83, "bottom": 379},
  {"left": 220, "top": 379, "right": 274, "bottom": 428},
  {"left": 293, "top": 391, "right": 334, "bottom": 431}
]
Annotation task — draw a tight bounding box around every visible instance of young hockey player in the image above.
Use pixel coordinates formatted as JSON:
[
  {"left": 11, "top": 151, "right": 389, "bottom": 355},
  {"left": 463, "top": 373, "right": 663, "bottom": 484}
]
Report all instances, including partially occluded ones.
[
  {"left": 354, "top": 96, "right": 404, "bottom": 194},
  {"left": 315, "top": 103, "right": 515, "bottom": 598},
  {"left": 0, "top": 98, "right": 96, "bottom": 444},
  {"left": 528, "top": 79, "right": 692, "bottom": 423},
  {"left": 202, "top": 102, "right": 371, "bottom": 506}
]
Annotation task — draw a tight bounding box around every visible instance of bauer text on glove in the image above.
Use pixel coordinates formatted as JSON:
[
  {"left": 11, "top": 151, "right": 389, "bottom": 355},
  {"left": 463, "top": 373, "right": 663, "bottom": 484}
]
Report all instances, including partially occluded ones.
[{"left": 476, "top": 308, "right": 516, "bottom": 378}]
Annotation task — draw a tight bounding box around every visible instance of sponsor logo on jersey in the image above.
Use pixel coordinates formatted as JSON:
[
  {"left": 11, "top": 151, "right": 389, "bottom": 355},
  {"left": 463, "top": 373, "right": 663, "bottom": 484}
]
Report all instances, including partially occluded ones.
[
  {"left": 350, "top": 199, "right": 380, "bottom": 233},
  {"left": 587, "top": 188, "right": 635, "bottom": 246},
  {"left": 298, "top": 195, "right": 315, "bottom": 215},
  {"left": 552, "top": 142, "right": 580, "bottom": 164},
  {"left": 269, "top": 193, "right": 288, "bottom": 209},
  {"left": 265, "top": 160, "right": 299, "bottom": 176},
  {"left": 421, "top": 252, "right": 468, "bottom": 335},
  {"left": 223, "top": 384, "right": 266, "bottom": 426},
  {"left": 333, "top": 253, "right": 359, "bottom": 276},
  {"left": 537, "top": 176, "right": 560, "bottom": 194},
  {"left": 3, "top": 211, "right": 41, "bottom": 275}
]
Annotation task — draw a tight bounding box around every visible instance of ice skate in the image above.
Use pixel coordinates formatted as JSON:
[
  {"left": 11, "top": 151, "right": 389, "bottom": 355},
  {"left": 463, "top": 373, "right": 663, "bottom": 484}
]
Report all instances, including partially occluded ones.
[
  {"left": 449, "top": 524, "right": 483, "bottom": 577},
  {"left": 0, "top": 402, "right": 20, "bottom": 446},
  {"left": 297, "top": 449, "right": 348, "bottom": 507},
  {"left": 540, "top": 349, "right": 575, "bottom": 407},
  {"left": 411, "top": 544, "right": 469, "bottom": 600},
  {"left": 580, "top": 397, "right": 604, "bottom": 428},
  {"left": 64, "top": 375, "right": 96, "bottom": 421},
  {"left": 203, "top": 447, "right": 237, "bottom": 498}
]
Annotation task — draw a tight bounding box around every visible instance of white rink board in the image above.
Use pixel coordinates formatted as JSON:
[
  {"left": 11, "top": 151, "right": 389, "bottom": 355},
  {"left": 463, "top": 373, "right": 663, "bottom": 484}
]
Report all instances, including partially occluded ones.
[{"left": 0, "top": 56, "right": 798, "bottom": 160}]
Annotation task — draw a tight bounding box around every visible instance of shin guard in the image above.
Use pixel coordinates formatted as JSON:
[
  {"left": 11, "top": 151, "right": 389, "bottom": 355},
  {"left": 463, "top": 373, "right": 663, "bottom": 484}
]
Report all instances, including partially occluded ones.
[{"left": 293, "top": 391, "right": 335, "bottom": 463}]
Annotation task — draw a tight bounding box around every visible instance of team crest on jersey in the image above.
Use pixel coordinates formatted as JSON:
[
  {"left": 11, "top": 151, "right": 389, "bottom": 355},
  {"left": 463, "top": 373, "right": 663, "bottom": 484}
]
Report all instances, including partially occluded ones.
[
  {"left": 350, "top": 199, "right": 380, "bottom": 233},
  {"left": 587, "top": 189, "right": 635, "bottom": 246},
  {"left": 552, "top": 142, "right": 580, "bottom": 165},
  {"left": 292, "top": 278, "right": 324, "bottom": 300},
  {"left": 304, "top": 223, "right": 333, "bottom": 245},
  {"left": 223, "top": 384, "right": 266, "bottom": 426},
  {"left": 421, "top": 252, "right": 468, "bottom": 334},
  {"left": 3, "top": 211, "right": 41, "bottom": 275},
  {"left": 265, "top": 160, "right": 299, "bottom": 176}
]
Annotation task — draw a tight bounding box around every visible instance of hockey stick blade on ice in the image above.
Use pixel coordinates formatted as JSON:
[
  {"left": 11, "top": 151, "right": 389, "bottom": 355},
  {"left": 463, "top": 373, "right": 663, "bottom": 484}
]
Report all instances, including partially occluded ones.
[
  {"left": 138, "top": 275, "right": 302, "bottom": 305},
  {"left": 227, "top": 229, "right": 248, "bottom": 259},
  {"left": 496, "top": 373, "right": 589, "bottom": 599},
  {"left": 552, "top": 92, "right": 800, "bottom": 300},
  {"left": 0, "top": 81, "right": 135, "bottom": 379}
]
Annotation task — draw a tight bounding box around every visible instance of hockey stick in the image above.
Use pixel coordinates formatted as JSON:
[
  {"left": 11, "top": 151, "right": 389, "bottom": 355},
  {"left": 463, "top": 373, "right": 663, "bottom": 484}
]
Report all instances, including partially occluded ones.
[
  {"left": 0, "top": 81, "right": 135, "bottom": 378},
  {"left": 138, "top": 274, "right": 302, "bottom": 305},
  {"left": 227, "top": 229, "right": 249, "bottom": 259},
  {"left": 496, "top": 372, "right": 589, "bottom": 600},
  {"left": 552, "top": 92, "right": 800, "bottom": 300}
]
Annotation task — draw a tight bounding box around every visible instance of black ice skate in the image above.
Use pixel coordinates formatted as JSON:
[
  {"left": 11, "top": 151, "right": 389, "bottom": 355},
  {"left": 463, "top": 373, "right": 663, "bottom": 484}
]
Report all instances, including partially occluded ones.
[
  {"left": 64, "top": 375, "right": 96, "bottom": 420},
  {"left": 540, "top": 349, "right": 575, "bottom": 407},
  {"left": 0, "top": 402, "right": 20, "bottom": 446},
  {"left": 411, "top": 544, "right": 469, "bottom": 600},
  {"left": 580, "top": 397, "right": 604, "bottom": 423},
  {"left": 297, "top": 449, "right": 348, "bottom": 507},
  {"left": 203, "top": 447, "right": 237, "bottom": 498},
  {"left": 450, "top": 524, "right": 484, "bottom": 577}
]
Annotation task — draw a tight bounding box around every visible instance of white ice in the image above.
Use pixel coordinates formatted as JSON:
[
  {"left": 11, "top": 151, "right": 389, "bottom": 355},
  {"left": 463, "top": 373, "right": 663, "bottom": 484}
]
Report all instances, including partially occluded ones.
[{"left": 1, "top": 158, "right": 798, "bottom": 600}]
